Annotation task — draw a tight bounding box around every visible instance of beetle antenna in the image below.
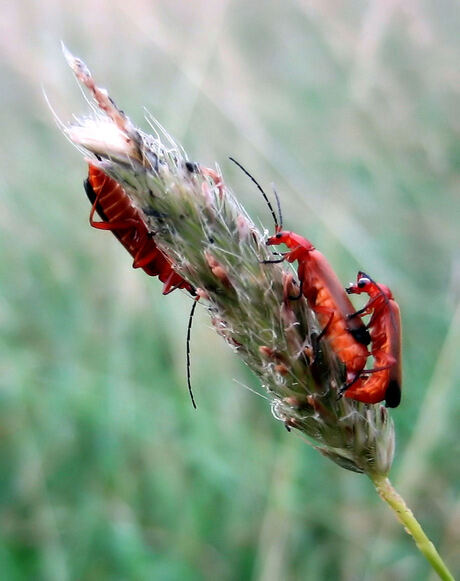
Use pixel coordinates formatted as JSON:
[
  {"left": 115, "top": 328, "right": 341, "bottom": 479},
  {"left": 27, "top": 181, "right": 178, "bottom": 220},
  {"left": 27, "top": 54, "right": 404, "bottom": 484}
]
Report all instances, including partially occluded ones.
[
  {"left": 229, "top": 157, "right": 279, "bottom": 230},
  {"left": 186, "top": 299, "right": 198, "bottom": 409},
  {"left": 271, "top": 184, "right": 283, "bottom": 231}
]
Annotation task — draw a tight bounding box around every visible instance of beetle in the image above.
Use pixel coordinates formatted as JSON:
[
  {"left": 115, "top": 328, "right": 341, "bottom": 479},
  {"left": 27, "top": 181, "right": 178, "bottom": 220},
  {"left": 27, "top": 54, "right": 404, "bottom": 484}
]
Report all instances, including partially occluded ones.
[
  {"left": 85, "top": 163, "right": 199, "bottom": 407},
  {"left": 84, "top": 163, "right": 194, "bottom": 295},
  {"left": 228, "top": 157, "right": 371, "bottom": 385},
  {"left": 266, "top": 231, "right": 370, "bottom": 383},
  {"left": 343, "top": 271, "right": 402, "bottom": 407}
]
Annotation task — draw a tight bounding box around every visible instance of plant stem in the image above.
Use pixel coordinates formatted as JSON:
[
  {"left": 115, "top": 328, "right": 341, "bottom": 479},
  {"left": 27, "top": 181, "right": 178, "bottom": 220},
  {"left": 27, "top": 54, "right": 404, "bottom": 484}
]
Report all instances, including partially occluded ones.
[{"left": 370, "top": 474, "right": 455, "bottom": 581}]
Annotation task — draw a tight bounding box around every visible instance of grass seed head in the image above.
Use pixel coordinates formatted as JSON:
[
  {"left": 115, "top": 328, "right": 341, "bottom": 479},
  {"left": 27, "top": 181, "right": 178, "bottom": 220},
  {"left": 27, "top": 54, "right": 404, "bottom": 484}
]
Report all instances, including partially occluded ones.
[{"left": 63, "top": 48, "right": 395, "bottom": 476}]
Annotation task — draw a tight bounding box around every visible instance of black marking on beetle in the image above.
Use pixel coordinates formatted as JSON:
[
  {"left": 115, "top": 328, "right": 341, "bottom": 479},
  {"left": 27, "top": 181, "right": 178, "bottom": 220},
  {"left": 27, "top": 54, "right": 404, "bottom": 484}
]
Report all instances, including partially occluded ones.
[
  {"left": 349, "top": 326, "right": 371, "bottom": 346},
  {"left": 385, "top": 380, "right": 401, "bottom": 408}
]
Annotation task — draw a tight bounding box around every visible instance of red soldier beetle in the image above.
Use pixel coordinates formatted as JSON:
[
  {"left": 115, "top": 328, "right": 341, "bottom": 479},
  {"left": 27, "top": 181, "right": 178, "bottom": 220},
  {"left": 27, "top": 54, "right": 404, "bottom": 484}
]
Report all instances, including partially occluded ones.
[
  {"left": 84, "top": 163, "right": 194, "bottom": 296},
  {"left": 266, "top": 231, "right": 370, "bottom": 383},
  {"left": 228, "top": 157, "right": 371, "bottom": 385},
  {"left": 343, "top": 272, "right": 402, "bottom": 408},
  {"left": 85, "top": 163, "right": 200, "bottom": 407}
]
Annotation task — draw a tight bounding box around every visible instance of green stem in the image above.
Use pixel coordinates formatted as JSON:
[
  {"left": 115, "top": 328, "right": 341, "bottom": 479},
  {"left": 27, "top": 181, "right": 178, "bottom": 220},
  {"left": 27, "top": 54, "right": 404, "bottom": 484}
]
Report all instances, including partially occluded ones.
[{"left": 369, "top": 474, "right": 455, "bottom": 581}]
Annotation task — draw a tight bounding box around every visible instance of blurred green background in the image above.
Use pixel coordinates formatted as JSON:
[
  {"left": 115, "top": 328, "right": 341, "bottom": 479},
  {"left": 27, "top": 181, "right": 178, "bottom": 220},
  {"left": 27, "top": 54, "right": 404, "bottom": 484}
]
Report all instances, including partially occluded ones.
[{"left": 1, "top": 1, "right": 459, "bottom": 579}]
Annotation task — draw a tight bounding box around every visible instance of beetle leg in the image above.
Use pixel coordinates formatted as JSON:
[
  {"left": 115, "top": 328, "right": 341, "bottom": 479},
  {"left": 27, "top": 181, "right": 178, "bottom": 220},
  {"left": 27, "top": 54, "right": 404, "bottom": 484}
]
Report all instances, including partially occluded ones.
[
  {"left": 316, "top": 309, "right": 335, "bottom": 341},
  {"left": 288, "top": 279, "right": 303, "bottom": 300},
  {"left": 132, "top": 235, "right": 161, "bottom": 269},
  {"left": 347, "top": 307, "right": 366, "bottom": 320},
  {"left": 261, "top": 252, "right": 288, "bottom": 264}
]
